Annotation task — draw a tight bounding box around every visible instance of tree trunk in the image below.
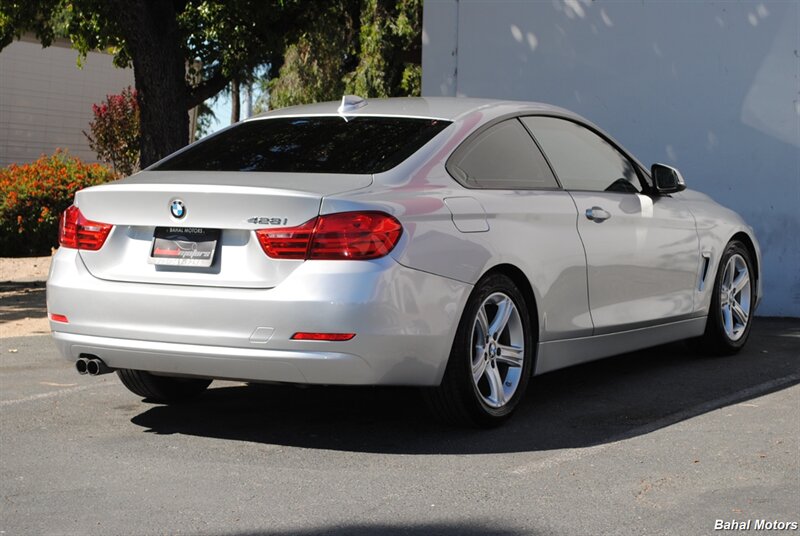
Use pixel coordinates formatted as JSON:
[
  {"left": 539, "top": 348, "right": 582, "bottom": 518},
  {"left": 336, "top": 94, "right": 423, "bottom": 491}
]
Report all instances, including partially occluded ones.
[
  {"left": 109, "top": 0, "right": 189, "bottom": 168},
  {"left": 230, "top": 77, "right": 241, "bottom": 124}
]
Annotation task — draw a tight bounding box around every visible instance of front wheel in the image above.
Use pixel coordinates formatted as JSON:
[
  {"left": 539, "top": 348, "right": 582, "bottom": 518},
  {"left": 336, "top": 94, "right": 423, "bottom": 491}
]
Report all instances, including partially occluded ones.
[
  {"left": 425, "top": 273, "right": 534, "bottom": 427},
  {"left": 117, "top": 369, "right": 211, "bottom": 403},
  {"left": 698, "top": 241, "right": 756, "bottom": 355}
]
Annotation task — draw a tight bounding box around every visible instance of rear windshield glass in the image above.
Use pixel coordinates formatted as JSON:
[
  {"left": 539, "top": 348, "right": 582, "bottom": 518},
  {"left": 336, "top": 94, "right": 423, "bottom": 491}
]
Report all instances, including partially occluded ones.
[{"left": 152, "top": 116, "right": 451, "bottom": 174}]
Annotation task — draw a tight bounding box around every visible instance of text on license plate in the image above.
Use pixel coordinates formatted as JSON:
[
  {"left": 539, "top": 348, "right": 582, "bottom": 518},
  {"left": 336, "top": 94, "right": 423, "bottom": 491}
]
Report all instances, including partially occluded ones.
[{"left": 149, "top": 227, "right": 220, "bottom": 267}]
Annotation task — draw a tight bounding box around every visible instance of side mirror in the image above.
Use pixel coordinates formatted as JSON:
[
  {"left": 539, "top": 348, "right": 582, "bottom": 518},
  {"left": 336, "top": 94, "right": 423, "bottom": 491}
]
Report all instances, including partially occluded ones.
[{"left": 651, "top": 163, "right": 687, "bottom": 194}]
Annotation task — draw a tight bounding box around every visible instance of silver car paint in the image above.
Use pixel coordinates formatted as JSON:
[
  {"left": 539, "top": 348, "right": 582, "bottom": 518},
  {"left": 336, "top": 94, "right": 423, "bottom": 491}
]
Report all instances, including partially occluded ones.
[
  {"left": 48, "top": 97, "right": 762, "bottom": 386},
  {"left": 76, "top": 172, "right": 372, "bottom": 288},
  {"left": 569, "top": 191, "right": 699, "bottom": 332},
  {"left": 675, "top": 189, "right": 763, "bottom": 314},
  {"left": 49, "top": 248, "right": 472, "bottom": 385}
]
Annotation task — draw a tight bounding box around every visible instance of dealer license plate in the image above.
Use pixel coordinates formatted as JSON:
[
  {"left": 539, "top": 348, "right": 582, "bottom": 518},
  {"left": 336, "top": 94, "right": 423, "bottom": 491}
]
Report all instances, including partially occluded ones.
[{"left": 149, "top": 227, "right": 220, "bottom": 267}]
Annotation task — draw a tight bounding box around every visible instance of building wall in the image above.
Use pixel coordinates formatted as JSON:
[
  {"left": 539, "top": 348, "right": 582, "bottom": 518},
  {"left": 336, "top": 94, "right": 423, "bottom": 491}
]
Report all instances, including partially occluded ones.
[
  {"left": 422, "top": 0, "right": 799, "bottom": 316},
  {"left": 0, "top": 37, "right": 134, "bottom": 168}
]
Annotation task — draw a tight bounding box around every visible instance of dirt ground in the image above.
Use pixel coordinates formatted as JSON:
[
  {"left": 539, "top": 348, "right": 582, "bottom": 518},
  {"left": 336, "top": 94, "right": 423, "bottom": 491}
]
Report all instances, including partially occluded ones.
[{"left": 0, "top": 255, "right": 52, "bottom": 338}]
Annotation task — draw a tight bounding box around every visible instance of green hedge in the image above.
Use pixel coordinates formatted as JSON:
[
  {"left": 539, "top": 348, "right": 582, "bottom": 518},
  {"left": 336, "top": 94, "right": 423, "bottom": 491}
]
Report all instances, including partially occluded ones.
[{"left": 0, "top": 150, "right": 116, "bottom": 257}]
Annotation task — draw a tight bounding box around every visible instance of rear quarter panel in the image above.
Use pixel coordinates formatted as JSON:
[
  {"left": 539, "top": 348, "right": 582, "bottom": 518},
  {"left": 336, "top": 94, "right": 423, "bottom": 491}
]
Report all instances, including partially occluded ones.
[{"left": 322, "top": 118, "right": 592, "bottom": 342}]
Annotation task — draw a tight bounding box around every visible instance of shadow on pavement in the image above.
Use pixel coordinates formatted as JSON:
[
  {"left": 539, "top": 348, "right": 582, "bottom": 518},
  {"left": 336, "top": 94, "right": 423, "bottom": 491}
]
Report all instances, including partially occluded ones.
[
  {"left": 131, "top": 318, "right": 799, "bottom": 454},
  {"left": 231, "top": 523, "right": 530, "bottom": 536},
  {"left": 0, "top": 281, "right": 47, "bottom": 324}
]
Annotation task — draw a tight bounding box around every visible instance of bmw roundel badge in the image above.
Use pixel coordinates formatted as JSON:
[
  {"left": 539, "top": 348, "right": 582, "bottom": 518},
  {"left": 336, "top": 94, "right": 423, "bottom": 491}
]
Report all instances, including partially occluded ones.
[{"left": 170, "top": 199, "right": 186, "bottom": 219}]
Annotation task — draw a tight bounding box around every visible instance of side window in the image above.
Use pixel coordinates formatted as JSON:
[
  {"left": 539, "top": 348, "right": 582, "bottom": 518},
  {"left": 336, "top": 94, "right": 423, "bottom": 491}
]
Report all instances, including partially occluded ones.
[
  {"left": 448, "top": 118, "right": 558, "bottom": 189},
  {"left": 521, "top": 116, "right": 642, "bottom": 193}
]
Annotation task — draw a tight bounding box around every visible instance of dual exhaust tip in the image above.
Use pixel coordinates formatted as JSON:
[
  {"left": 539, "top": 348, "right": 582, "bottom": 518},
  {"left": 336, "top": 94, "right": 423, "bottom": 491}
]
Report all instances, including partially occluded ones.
[{"left": 75, "top": 356, "right": 112, "bottom": 376}]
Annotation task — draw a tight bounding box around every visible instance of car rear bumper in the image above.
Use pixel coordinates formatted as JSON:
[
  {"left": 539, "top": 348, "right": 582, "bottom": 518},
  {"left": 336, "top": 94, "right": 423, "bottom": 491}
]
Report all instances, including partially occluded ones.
[
  {"left": 47, "top": 249, "right": 472, "bottom": 386},
  {"left": 51, "top": 332, "right": 376, "bottom": 385}
]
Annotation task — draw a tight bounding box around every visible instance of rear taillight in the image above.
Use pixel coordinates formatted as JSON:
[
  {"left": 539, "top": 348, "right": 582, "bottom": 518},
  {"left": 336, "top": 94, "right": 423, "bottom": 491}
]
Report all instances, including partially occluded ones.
[
  {"left": 256, "top": 211, "right": 402, "bottom": 260},
  {"left": 309, "top": 212, "right": 403, "bottom": 260},
  {"left": 59, "top": 205, "right": 113, "bottom": 251},
  {"left": 255, "top": 218, "right": 316, "bottom": 260}
]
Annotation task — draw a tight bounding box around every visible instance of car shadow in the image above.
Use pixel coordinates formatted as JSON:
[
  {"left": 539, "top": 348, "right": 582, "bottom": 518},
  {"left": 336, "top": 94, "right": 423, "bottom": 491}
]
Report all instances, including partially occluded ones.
[
  {"left": 229, "top": 522, "right": 531, "bottom": 536},
  {"left": 130, "top": 318, "right": 799, "bottom": 454}
]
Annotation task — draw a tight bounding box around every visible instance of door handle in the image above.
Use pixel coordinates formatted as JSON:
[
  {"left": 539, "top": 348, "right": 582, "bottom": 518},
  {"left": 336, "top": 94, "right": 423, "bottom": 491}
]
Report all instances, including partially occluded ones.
[{"left": 585, "top": 206, "right": 611, "bottom": 222}]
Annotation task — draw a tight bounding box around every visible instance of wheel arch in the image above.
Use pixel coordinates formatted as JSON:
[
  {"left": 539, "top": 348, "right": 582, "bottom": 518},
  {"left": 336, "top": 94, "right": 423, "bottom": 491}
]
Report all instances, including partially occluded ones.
[{"left": 730, "top": 231, "right": 759, "bottom": 292}]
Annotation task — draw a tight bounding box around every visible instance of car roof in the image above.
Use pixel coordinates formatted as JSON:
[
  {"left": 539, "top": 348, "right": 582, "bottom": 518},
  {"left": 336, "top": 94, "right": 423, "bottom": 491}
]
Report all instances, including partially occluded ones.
[
  {"left": 247, "top": 96, "right": 578, "bottom": 123},
  {"left": 242, "top": 96, "right": 647, "bottom": 174}
]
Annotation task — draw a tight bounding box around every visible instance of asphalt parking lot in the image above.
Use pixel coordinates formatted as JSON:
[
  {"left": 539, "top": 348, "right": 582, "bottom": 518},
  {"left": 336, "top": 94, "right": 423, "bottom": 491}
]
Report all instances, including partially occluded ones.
[{"left": 1, "top": 319, "right": 798, "bottom": 535}]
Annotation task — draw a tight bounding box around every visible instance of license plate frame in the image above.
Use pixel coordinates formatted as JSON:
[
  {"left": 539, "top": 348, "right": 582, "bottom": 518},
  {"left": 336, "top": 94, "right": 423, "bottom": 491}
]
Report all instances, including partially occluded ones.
[{"left": 149, "top": 227, "right": 220, "bottom": 267}]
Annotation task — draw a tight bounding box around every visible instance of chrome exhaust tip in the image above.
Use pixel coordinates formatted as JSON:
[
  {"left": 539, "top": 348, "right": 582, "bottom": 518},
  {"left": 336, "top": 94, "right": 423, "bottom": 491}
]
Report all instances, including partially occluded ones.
[
  {"left": 75, "top": 358, "right": 89, "bottom": 375},
  {"left": 84, "top": 356, "right": 112, "bottom": 376}
]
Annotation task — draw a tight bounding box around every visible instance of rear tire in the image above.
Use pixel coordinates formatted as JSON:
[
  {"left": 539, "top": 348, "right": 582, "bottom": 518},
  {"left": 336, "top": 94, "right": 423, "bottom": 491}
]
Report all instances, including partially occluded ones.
[
  {"left": 425, "top": 273, "right": 534, "bottom": 427},
  {"left": 117, "top": 369, "right": 211, "bottom": 403},
  {"left": 697, "top": 241, "right": 755, "bottom": 355}
]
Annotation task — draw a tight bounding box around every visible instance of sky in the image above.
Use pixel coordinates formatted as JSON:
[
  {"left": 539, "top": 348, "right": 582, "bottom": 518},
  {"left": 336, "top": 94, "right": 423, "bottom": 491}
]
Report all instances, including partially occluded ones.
[{"left": 204, "top": 80, "right": 265, "bottom": 137}]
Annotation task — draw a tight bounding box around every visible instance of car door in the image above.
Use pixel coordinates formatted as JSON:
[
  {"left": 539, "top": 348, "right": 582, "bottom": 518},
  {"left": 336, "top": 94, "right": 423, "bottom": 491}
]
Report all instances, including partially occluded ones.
[
  {"left": 444, "top": 118, "right": 593, "bottom": 340},
  {"left": 522, "top": 116, "right": 700, "bottom": 333}
]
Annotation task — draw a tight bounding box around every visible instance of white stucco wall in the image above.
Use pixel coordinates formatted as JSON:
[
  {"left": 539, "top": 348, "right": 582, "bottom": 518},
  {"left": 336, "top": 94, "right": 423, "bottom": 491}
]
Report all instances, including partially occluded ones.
[
  {"left": 0, "top": 37, "right": 134, "bottom": 168},
  {"left": 422, "top": 0, "right": 799, "bottom": 317}
]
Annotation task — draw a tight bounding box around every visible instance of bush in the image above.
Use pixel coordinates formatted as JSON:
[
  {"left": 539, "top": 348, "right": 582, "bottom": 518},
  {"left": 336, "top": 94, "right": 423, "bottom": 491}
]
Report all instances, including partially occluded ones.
[
  {"left": 85, "top": 87, "right": 141, "bottom": 177},
  {"left": 0, "top": 150, "right": 116, "bottom": 257}
]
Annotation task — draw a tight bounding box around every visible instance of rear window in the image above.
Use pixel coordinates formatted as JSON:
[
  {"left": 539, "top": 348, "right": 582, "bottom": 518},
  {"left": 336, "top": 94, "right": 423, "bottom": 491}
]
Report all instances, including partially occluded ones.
[{"left": 152, "top": 116, "right": 451, "bottom": 174}]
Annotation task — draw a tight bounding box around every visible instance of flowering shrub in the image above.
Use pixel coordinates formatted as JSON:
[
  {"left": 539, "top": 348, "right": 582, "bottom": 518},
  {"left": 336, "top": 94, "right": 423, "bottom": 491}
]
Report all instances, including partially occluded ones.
[
  {"left": 85, "top": 87, "right": 141, "bottom": 177},
  {"left": 0, "top": 150, "right": 115, "bottom": 256}
]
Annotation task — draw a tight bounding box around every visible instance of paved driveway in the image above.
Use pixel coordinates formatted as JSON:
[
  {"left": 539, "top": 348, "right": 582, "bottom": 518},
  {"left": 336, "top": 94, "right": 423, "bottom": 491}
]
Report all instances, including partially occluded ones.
[{"left": 1, "top": 320, "right": 798, "bottom": 535}]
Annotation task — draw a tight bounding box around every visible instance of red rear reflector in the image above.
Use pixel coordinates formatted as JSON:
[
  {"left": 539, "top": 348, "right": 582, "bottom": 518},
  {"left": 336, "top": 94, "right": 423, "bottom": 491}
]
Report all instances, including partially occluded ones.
[
  {"left": 291, "top": 332, "right": 356, "bottom": 341},
  {"left": 256, "top": 211, "right": 402, "bottom": 260},
  {"left": 59, "top": 205, "right": 113, "bottom": 251},
  {"left": 50, "top": 314, "right": 69, "bottom": 323}
]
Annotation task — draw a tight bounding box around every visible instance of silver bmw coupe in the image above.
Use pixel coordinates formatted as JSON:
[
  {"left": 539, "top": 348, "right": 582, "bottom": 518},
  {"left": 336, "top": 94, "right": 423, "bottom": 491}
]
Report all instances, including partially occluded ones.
[{"left": 48, "top": 97, "right": 761, "bottom": 426}]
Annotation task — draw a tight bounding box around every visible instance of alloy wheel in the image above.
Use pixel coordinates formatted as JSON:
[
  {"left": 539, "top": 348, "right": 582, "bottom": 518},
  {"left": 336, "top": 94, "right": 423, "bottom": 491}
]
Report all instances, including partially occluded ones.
[
  {"left": 470, "top": 292, "right": 525, "bottom": 408},
  {"left": 719, "top": 253, "right": 751, "bottom": 341}
]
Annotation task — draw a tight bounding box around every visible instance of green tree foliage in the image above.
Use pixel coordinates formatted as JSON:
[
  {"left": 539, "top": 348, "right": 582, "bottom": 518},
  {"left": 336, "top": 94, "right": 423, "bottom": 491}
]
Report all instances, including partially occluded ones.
[
  {"left": 344, "top": 0, "right": 422, "bottom": 98},
  {"left": 268, "top": 0, "right": 422, "bottom": 109},
  {"left": 266, "top": 3, "right": 359, "bottom": 110},
  {"left": 0, "top": 0, "right": 300, "bottom": 166}
]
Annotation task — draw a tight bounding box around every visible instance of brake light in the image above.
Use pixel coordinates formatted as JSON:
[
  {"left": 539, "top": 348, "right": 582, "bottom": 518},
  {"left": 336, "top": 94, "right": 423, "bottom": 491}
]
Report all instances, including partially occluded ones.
[
  {"left": 256, "top": 211, "right": 402, "bottom": 260},
  {"left": 309, "top": 212, "right": 403, "bottom": 260},
  {"left": 59, "top": 205, "right": 113, "bottom": 251}
]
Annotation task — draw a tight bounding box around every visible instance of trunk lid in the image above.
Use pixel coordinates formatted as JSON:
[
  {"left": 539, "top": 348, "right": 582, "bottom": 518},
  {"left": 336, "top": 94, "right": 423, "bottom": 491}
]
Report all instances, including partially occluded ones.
[{"left": 75, "top": 171, "right": 372, "bottom": 288}]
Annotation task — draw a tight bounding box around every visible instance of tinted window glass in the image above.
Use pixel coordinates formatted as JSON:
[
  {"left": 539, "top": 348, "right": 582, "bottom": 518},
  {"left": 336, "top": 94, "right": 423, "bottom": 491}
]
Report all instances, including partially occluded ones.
[
  {"left": 448, "top": 119, "right": 558, "bottom": 189},
  {"left": 153, "top": 116, "right": 451, "bottom": 174},
  {"left": 522, "top": 117, "right": 641, "bottom": 193}
]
